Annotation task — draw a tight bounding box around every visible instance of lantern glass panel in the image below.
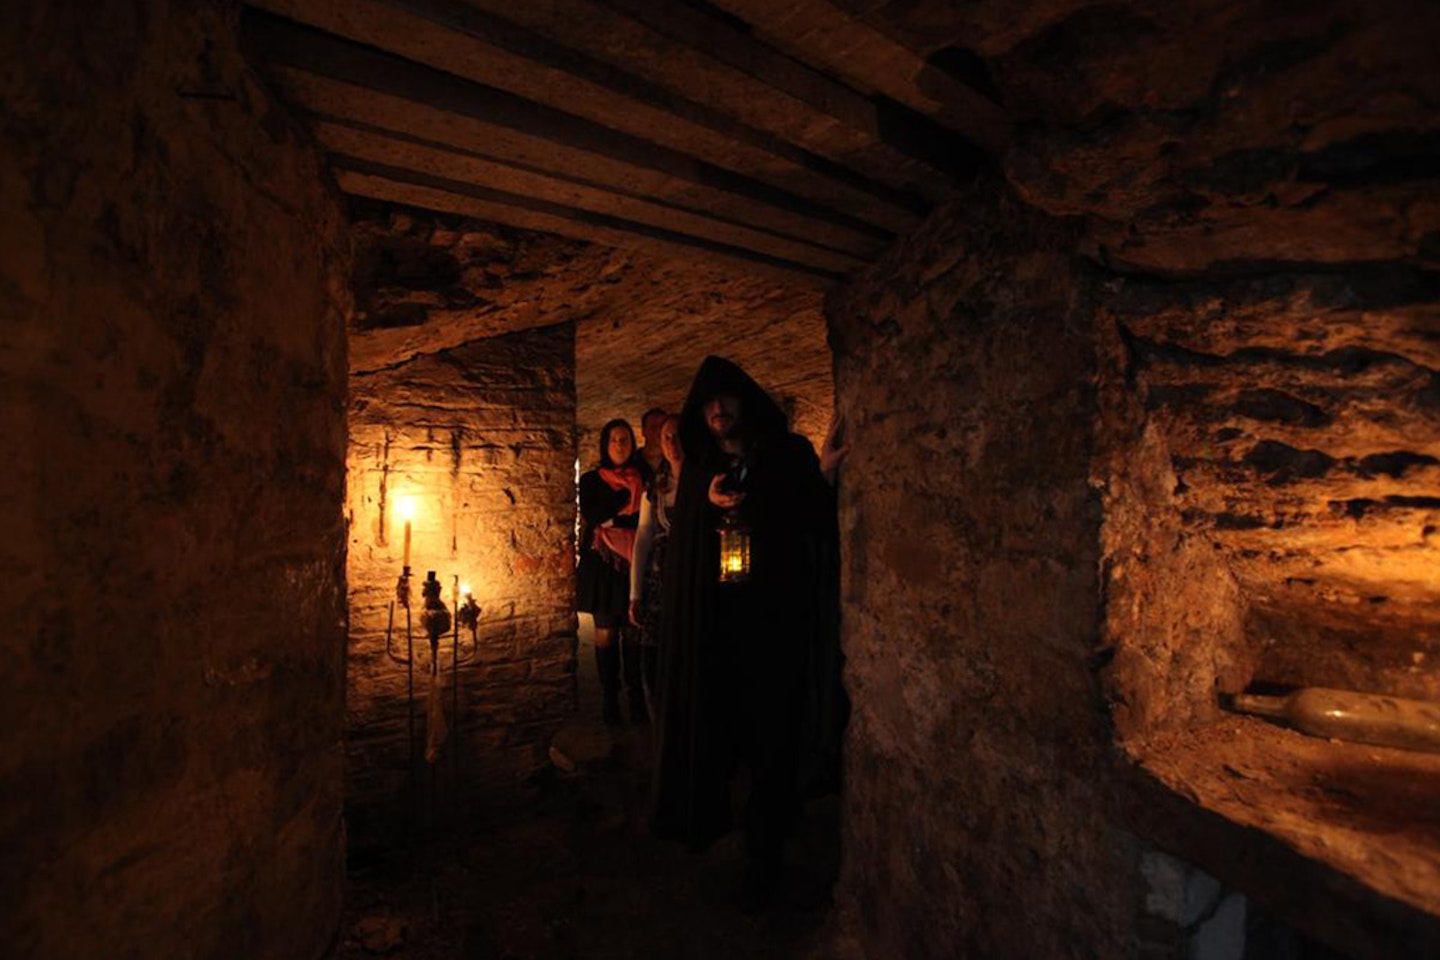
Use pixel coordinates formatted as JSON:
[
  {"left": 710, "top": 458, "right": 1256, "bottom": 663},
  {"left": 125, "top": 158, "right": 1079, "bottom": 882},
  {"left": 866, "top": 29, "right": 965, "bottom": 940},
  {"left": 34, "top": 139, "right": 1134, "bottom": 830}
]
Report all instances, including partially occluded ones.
[{"left": 718, "top": 521, "right": 751, "bottom": 582}]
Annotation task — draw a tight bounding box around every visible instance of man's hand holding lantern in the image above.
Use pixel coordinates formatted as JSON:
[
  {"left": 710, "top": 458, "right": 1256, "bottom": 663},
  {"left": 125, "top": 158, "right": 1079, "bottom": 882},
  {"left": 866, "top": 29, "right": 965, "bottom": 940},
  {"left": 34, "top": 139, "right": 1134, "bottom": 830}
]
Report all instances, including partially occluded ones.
[{"left": 708, "top": 472, "right": 746, "bottom": 510}]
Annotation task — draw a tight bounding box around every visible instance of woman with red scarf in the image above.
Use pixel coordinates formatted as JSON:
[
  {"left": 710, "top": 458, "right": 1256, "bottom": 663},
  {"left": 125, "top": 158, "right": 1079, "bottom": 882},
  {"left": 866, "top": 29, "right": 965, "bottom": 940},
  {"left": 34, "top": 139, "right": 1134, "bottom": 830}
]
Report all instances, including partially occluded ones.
[{"left": 577, "top": 418, "right": 648, "bottom": 725}]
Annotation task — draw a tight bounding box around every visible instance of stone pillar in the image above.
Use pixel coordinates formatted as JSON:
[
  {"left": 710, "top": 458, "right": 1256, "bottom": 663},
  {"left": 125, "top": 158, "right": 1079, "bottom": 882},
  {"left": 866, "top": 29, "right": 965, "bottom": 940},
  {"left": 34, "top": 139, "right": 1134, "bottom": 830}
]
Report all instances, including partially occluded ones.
[
  {"left": 0, "top": 3, "right": 350, "bottom": 957},
  {"left": 826, "top": 179, "right": 1150, "bottom": 958}
]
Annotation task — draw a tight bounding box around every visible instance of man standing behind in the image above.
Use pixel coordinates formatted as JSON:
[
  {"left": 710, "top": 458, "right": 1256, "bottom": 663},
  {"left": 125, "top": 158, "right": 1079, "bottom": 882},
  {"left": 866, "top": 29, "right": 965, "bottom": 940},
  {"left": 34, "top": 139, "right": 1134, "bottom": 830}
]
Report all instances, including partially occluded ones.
[
  {"left": 650, "top": 356, "right": 849, "bottom": 906},
  {"left": 638, "top": 406, "right": 669, "bottom": 477}
]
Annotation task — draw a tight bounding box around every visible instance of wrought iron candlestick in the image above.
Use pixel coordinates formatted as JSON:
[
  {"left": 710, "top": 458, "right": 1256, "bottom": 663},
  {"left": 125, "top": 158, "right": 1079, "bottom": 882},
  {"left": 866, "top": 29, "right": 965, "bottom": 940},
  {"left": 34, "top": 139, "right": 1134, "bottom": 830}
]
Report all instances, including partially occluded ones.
[
  {"left": 385, "top": 565, "right": 418, "bottom": 824},
  {"left": 450, "top": 581, "right": 480, "bottom": 808},
  {"left": 384, "top": 564, "right": 483, "bottom": 835},
  {"left": 419, "top": 571, "right": 452, "bottom": 669},
  {"left": 456, "top": 592, "right": 481, "bottom": 643}
]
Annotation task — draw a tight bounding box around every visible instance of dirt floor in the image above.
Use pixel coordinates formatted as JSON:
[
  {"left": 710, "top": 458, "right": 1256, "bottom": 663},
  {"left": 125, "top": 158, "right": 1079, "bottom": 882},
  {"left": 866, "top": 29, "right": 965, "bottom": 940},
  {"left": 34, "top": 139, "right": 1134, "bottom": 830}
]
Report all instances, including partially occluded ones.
[{"left": 335, "top": 722, "right": 842, "bottom": 960}]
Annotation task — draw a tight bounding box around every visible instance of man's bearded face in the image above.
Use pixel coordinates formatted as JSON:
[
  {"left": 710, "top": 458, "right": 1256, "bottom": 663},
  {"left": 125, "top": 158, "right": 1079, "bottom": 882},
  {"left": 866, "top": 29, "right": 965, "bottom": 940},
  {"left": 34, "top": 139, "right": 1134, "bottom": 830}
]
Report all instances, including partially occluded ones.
[{"left": 703, "top": 394, "right": 741, "bottom": 439}]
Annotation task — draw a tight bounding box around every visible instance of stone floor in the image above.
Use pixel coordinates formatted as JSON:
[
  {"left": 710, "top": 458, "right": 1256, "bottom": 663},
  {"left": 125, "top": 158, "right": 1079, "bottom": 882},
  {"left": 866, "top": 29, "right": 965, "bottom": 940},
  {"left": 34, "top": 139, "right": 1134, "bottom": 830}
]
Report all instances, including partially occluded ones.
[{"left": 334, "top": 720, "right": 842, "bottom": 960}]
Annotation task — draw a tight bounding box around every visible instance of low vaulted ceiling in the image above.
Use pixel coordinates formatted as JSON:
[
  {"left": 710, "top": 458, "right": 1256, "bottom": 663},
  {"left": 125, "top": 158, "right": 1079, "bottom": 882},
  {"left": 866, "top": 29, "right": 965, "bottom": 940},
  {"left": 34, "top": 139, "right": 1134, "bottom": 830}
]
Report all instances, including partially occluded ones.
[
  {"left": 241, "top": 0, "right": 1006, "bottom": 287},
  {"left": 345, "top": 199, "right": 832, "bottom": 456}
]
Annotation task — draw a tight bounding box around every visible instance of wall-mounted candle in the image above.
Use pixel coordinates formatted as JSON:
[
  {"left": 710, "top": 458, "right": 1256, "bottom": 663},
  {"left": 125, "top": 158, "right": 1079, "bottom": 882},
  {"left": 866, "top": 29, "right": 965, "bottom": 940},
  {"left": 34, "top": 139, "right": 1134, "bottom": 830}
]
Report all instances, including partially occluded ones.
[{"left": 395, "top": 495, "right": 417, "bottom": 569}]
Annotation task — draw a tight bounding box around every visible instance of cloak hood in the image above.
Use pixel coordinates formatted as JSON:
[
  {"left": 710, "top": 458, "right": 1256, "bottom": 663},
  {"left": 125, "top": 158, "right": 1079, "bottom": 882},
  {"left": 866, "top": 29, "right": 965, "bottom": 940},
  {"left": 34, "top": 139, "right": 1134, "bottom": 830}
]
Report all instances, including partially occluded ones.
[{"left": 678, "top": 356, "right": 789, "bottom": 466}]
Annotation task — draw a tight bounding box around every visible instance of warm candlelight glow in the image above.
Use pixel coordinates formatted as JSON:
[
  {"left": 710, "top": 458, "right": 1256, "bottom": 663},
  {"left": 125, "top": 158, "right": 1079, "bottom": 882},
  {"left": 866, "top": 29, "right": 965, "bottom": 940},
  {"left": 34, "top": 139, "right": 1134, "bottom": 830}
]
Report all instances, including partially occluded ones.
[
  {"left": 395, "top": 495, "right": 417, "bottom": 569},
  {"left": 461, "top": 583, "right": 472, "bottom": 598}
]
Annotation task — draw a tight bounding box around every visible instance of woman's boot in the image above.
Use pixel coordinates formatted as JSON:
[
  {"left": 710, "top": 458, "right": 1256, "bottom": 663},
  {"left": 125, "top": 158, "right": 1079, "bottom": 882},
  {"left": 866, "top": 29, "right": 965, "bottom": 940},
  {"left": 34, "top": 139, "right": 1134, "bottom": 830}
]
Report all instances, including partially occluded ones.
[
  {"left": 622, "top": 630, "right": 648, "bottom": 724},
  {"left": 595, "top": 643, "right": 621, "bottom": 725}
]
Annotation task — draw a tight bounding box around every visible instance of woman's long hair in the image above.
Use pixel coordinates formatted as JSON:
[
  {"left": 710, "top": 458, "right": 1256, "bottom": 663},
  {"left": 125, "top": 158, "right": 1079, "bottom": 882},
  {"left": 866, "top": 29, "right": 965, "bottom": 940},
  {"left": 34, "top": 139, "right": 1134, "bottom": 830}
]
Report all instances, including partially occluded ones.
[
  {"left": 649, "top": 414, "right": 682, "bottom": 502},
  {"left": 598, "top": 418, "right": 638, "bottom": 470}
]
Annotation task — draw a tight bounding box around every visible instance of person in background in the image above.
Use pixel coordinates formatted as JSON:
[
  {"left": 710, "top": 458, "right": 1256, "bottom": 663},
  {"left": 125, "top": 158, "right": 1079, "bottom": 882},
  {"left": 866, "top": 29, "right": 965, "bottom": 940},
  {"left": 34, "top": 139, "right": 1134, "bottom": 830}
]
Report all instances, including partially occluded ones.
[
  {"left": 637, "top": 407, "right": 668, "bottom": 477},
  {"left": 629, "top": 413, "right": 683, "bottom": 713},
  {"left": 577, "top": 419, "right": 647, "bottom": 725}
]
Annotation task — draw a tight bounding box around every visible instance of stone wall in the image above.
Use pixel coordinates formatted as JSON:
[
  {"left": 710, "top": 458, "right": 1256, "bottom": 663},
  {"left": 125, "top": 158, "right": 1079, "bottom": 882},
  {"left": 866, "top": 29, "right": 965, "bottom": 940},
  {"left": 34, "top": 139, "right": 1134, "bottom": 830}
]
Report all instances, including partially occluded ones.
[
  {"left": 826, "top": 0, "right": 1440, "bottom": 950},
  {"left": 0, "top": 3, "right": 349, "bottom": 958},
  {"left": 985, "top": 0, "right": 1440, "bottom": 722},
  {"left": 1102, "top": 270, "right": 1440, "bottom": 719},
  {"left": 827, "top": 206, "right": 1440, "bottom": 955},
  {"left": 345, "top": 324, "right": 576, "bottom": 845},
  {"left": 828, "top": 182, "right": 1154, "bottom": 959},
  {"left": 1091, "top": 302, "right": 1253, "bottom": 740}
]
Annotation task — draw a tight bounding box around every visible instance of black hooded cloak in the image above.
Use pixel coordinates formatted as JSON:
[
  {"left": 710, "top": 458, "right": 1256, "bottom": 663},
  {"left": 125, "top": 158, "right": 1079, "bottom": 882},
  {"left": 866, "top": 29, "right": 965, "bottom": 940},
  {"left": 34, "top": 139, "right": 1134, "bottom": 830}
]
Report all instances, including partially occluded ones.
[{"left": 650, "top": 356, "right": 845, "bottom": 852}]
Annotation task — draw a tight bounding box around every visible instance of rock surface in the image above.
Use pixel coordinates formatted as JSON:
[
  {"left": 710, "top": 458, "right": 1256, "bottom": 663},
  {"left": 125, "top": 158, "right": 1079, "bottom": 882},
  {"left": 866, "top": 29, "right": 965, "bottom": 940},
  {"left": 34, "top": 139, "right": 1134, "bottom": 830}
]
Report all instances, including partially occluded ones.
[
  {"left": 828, "top": 158, "right": 1438, "bottom": 956},
  {"left": 828, "top": 182, "right": 1153, "bottom": 959},
  {"left": 347, "top": 200, "right": 834, "bottom": 454},
  {"left": 1106, "top": 270, "right": 1440, "bottom": 710},
  {"left": 0, "top": 2, "right": 350, "bottom": 957},
  {"left": 984, "top": 0, "right": 1440, "bottom": 275}
]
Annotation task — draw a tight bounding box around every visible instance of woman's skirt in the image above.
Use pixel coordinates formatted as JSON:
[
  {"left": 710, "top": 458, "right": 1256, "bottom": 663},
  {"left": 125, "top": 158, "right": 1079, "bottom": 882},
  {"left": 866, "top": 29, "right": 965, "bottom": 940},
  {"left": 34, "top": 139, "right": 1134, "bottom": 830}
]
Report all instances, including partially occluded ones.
[{"left": 577, "top": 547, "right": 629, "bottom": 618}]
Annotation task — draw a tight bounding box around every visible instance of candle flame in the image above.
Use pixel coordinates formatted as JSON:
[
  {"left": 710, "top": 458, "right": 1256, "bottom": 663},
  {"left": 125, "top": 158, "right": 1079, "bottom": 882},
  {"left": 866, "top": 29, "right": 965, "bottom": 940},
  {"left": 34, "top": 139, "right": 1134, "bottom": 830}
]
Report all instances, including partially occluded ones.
[
  {"left": 394, "top": 495, "right": 418, "bottom": 522},
  {"left": 461, "top": 583, "right": 472, "bottom": 597}
]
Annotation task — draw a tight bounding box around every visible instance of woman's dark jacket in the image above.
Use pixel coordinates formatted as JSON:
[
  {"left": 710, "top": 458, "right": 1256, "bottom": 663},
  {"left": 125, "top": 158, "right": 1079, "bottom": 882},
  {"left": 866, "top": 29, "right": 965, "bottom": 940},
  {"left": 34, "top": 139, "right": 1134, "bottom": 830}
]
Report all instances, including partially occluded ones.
[{"left": 576, "top": 469, "right": 639, "bottom": 617}]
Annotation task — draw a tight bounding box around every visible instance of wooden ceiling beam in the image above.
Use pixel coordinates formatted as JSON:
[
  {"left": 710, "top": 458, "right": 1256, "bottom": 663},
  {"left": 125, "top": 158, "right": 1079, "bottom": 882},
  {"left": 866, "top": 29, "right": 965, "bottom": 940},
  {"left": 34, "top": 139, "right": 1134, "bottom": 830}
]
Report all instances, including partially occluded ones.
[
  {"left": 247, "top": 0, "right": 921, "bottom": 233},
  {"left": 265, "top": 65, "right": 886, "bottom": 263},
  {"left": 334, "top": 163, "right": 841, "bottom": 285},
  {"left": 243, "top": 11, "right": 892, "bottom": 259},
  {"left": 461, "top": 0, "right": 985, "bottom": 201},
  {"left": 313, "top": 117, "right": 867, "bottom": 274},
  {"left": 700, "top": 0, "right": 1009, "bottom": 154}
]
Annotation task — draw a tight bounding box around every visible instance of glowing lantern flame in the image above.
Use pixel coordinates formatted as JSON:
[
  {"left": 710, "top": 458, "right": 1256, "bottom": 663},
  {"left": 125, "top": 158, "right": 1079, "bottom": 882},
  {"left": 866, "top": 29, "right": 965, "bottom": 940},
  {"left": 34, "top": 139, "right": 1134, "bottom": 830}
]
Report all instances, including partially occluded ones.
[{"left": 718, "top": 516, "right": 751, "bottom": 583}]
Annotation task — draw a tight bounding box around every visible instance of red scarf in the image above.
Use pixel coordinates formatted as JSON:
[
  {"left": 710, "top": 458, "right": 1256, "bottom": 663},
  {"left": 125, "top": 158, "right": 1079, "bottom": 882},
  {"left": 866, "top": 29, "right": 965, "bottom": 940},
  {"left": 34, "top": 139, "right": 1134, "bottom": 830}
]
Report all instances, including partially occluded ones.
[{"left": 593, "top": 466, "right": 644, "bottom": 568}]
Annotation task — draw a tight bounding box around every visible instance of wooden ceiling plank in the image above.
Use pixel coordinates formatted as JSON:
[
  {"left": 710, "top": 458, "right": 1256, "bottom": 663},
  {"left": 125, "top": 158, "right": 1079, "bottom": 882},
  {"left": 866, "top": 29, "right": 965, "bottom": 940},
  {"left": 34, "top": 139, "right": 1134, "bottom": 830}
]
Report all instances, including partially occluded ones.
[
  {"left": 248, "top": 0, "right": 924, "bottom": 231},
  {"left": 702, "top": 0, "right": 1009, "bottom": 153},
  {"left": 335, "top": 166, "right": 839, "bottom": 286},
  {"left": 266, "top": 64, "right": 886, "bottom": 260},
  {"left": 244, "top": 11, "right": 893, "bottom": 254},
  {"left": 461, "top": 0, "right": 980, "bottom": 200},
  {"left": 314, "top": 118, "right": 866, "bottom": 273}
]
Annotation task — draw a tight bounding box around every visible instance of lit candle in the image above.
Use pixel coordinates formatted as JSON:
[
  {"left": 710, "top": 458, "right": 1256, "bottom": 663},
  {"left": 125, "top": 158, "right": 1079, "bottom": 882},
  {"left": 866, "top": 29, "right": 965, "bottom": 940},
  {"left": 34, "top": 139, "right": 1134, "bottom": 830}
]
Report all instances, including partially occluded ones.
[{"left": 396, "top": 495, "right": 416, "bottom": 569}]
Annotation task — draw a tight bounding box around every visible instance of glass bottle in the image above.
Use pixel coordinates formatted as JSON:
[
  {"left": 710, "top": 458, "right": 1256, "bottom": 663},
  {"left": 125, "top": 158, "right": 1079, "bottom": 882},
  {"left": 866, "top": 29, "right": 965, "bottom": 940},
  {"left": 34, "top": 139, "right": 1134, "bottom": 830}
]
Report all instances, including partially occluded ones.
[{"left": 1227, "top": 687, "right": 1440, "bottom": 754}]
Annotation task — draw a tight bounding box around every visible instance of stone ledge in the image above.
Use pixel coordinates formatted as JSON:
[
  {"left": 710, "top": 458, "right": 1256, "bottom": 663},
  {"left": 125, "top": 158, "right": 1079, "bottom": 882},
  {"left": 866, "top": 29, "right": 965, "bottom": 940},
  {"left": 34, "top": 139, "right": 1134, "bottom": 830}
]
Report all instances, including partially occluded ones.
[{"left": 1122, "top": 716, "right": 1440, "bottom": 959}]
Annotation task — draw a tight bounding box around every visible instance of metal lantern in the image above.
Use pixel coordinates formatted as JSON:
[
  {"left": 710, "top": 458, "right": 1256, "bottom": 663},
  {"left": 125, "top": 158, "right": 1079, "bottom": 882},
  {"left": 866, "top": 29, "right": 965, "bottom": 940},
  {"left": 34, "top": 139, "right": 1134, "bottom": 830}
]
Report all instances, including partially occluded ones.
[{"left": 717, "top": 511, "right": 751, "bottom": 583}]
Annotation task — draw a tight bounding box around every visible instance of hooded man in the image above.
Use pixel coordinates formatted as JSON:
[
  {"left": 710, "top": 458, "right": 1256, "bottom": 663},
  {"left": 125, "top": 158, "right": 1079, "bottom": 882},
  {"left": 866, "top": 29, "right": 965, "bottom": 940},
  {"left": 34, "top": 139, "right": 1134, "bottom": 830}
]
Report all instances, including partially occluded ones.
[{"left": 650, "top": 356, "right": 848, "bottom": 904}]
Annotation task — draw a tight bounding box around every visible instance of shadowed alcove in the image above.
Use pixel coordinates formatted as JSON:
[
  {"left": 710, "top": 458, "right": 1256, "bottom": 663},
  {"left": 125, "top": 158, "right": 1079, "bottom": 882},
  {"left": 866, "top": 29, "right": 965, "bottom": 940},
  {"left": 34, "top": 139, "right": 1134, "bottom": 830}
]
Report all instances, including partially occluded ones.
[{"left": 3, "top": 0, "right": 1437, "bottom": 958}]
